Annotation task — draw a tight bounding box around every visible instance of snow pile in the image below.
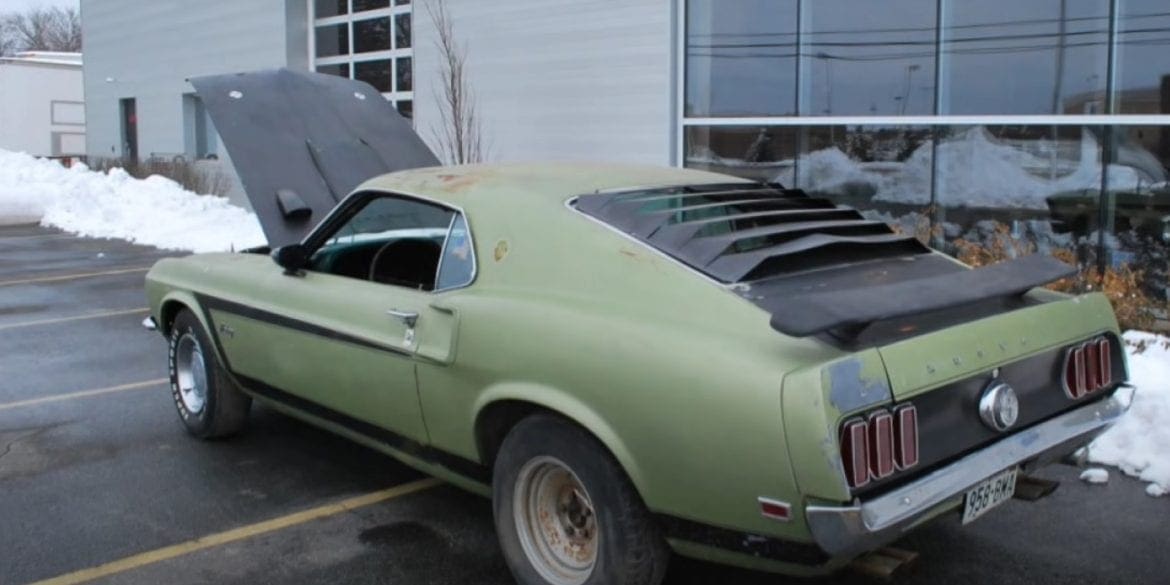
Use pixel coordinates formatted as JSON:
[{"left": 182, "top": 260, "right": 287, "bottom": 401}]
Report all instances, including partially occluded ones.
[
  {"left": 0, "top": 149, "right": 264, "bottom": 253},
  {"left": 1089, "top": 331, "right": 1170, "bottom": 497},
  {"left": 1079, "top": 468, "right": 1110, "bottom": 484},
  {"left": 793, "top": 127, "right": 1142, "bottom": 209}
]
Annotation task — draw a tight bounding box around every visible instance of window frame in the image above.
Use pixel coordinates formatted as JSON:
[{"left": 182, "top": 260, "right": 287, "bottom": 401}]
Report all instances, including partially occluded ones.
[
  {"left": 301, "top": 190, "right": 479, "bottom": 293},
  {"left": 309, "top": 0, "right": 414, "bottom": 116}
]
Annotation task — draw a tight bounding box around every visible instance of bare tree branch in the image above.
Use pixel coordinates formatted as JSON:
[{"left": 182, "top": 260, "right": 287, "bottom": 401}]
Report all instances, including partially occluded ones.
[
  {"left": 425, "top": 0, "right": 487, "bottom": 165},
  {"left": 0, "top": 7, "right": 82, "bottom": 55}
]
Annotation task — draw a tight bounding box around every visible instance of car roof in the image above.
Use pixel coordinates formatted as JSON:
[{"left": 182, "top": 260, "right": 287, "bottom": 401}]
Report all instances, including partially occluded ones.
[{"left": 355, "top": 162, "right": 753, "bottom": 216}]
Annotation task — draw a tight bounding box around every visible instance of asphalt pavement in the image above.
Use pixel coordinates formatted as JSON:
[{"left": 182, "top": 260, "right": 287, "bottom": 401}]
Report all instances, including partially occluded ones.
[{"left": 0, "top": 223, "right": 1164, "bottom": 585}]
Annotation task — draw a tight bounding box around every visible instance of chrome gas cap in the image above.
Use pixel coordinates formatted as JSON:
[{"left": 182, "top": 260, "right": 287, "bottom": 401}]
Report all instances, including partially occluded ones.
[{"left": 979, "top": 381, "right": 1020, "bottom": 432}]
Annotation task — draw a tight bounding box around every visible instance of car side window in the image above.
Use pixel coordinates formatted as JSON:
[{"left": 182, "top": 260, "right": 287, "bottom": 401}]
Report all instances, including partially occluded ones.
[
  {"left": 308, "top": 195, "right": 455, "bottom": 291},
  {"left": 435, "top": 213, "right": 475, "bottom": 290}
]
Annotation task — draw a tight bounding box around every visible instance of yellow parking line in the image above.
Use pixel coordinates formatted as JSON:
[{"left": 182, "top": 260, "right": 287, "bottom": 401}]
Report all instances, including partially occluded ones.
[
  {"left": 0, "top": 307, "right": 149, "bottom": 331},
  {"left": 0, "top": 378, "right": 168, "bottom": 412},
  {"left": 0, "top": 266, "right": 150, "bottom": 287},
  {"left": 29, "top": 477, "right": 444, "bottom": 585}
]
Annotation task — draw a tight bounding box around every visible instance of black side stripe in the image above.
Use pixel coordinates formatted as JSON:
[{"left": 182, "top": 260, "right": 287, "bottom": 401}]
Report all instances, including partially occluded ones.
[
  {"left": 655, "top": 514, "right": 830, "bottom": 566},
  {"left": 237, "top": 372, "right": 491, "bottom": 483},
  {"left": 192, "top": 293, "right": 490, "bottom": 483},
  {"left": 197, "top": 293, "right": 411, "bottom": 357},
  {"left": 189, "top": 293, "right": 826, "bottom": 566}
]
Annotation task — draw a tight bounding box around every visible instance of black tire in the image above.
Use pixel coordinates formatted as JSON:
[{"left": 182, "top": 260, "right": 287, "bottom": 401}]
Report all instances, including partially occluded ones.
[
  {"left": 493, "top": 414, "right": 669, "bottom": 585},
  {"left": 167, "top": 308, "right": 251, "bottom": 438}
]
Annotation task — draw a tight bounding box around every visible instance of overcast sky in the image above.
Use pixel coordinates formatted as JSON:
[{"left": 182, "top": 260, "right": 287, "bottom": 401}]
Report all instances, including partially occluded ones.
[{"left": 2, "top": 0, "right": 78, "bottom": 13}]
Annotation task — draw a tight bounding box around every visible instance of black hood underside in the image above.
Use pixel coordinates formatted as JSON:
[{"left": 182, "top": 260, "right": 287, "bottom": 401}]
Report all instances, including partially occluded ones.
[{"left": 191, "top": 68, "right": 440, "bottom": 248}]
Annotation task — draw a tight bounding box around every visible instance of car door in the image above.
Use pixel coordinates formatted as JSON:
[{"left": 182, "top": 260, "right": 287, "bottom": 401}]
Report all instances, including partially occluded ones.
[{"left": 211, "top": 193, "right": 473, "bottom": 444}]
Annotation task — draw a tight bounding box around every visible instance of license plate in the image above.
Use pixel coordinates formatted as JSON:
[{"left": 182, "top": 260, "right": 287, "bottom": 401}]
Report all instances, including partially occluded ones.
[{"left": 961, "top": 468, "right": 1018, "bottom": 525}]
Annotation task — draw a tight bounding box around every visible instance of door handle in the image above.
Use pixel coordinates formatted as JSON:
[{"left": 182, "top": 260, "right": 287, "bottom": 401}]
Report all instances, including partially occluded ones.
[{"left": 386, "top": 309, "right": 419, "bottom": 328}]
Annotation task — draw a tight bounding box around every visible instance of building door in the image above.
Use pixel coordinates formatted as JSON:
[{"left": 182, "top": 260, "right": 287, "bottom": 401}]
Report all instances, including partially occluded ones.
[{"left": 119, "top": 98, "right": 138, "bottom": 160}]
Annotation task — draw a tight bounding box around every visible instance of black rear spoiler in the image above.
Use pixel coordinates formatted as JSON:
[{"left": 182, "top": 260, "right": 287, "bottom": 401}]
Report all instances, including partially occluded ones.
[{"left": 764, "top": 254, "right": 1076, "bottom": 337}]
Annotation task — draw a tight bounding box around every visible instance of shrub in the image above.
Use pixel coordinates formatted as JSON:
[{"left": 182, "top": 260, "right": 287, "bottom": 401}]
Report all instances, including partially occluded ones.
[
  {"left": 84, "top": 156, "right": 232, "bottom": 197},
  {"left": 950, "top": 222, "right": 1167, "bottom": 332}
]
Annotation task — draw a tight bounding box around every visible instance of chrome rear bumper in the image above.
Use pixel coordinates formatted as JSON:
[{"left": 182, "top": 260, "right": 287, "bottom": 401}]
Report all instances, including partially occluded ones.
[{"left": 806, "top": 395, "right": 1126, "bottom": 558}]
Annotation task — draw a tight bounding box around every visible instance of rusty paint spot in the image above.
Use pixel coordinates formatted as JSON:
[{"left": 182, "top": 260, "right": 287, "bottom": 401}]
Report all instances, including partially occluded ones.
[
  {"left": 494, "top": 240, "right": 509, "bottom": 262},
  {"left": 827, "top": 358, "right": 891, "bottom": 413}
]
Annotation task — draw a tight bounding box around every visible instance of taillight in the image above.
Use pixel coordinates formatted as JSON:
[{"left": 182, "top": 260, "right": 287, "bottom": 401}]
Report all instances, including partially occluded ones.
[
  {"left": 893, "top": 405, "right": 919, "bottom": 470},
  {"left": 1063, "top": 336, "right": 1113, "bottom": 399},
  {"left": 840, "top": 418, "right": 870, "bottom": 489},
  {"left": 867, "top": 411, "right": 895, "bottom": 480},
  {"left": 840, "top": 404, "right": 918, "bottom": 489}
]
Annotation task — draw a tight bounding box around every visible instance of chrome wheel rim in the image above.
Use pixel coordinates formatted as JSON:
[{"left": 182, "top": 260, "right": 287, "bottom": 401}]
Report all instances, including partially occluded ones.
[
  {"left": 175, "top": 333, "right": 208, "bottom": 415},
  {"left": 513, "top": 456, "right": 598, "bottom": 585}
]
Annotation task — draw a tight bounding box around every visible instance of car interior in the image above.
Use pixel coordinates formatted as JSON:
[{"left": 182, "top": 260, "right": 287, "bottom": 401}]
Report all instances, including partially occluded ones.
[{"left": 306, "top": 195, "right": 455, "bottom": 291}]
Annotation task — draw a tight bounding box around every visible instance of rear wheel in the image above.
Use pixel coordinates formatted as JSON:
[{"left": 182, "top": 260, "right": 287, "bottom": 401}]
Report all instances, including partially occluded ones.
[
  {"left": 493, "top": 415, "right": 669, "bottom": 585},
  {"left": 168, "top": 309, "right": 251, "bottom": 438}
]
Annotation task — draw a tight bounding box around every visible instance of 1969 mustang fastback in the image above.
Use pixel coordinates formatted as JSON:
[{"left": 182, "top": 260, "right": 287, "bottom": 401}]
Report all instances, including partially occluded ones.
[{"left": 144, "top": 70, "right": 1127, "bottom": 585}]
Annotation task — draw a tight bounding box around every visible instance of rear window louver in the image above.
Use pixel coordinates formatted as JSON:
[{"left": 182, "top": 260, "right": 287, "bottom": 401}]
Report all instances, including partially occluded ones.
[{"left": 575, "top": 183, "right": 930, "bottom": 283}]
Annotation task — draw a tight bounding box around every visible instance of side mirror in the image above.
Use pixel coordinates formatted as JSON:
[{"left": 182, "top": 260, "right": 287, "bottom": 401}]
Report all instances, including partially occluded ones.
[{"left": 271, "top": 244, "right": 308, "bottom": 275}]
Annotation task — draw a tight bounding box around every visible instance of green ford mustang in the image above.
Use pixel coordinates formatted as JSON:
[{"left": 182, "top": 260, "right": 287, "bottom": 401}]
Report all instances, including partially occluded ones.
[{"left": 144, "top": 71, "right": 1128, "bottom": 584}]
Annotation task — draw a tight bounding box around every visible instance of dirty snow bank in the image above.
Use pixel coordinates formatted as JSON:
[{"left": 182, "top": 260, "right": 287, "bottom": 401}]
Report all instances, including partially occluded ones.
[
  {"left": 792, "top": 127, "right": 1143, "bottom": 209},
  {"left": 0, "top": 149, "right": 264, "bottom": 252},
  {"left": 1088, "top": 331, "right": 1170, "bottom": 496}
]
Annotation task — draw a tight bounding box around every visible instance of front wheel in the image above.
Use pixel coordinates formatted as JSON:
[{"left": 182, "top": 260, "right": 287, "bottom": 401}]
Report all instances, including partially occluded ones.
[
  {"left": 493, "top": 415, "right": 669, "bottom": 585},
  {"left": 168, "top": 309, "right": 251, "bottom": 438}
]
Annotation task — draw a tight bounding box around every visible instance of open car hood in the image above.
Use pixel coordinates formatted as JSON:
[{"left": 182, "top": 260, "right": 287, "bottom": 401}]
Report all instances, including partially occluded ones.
[{"left": 190, "top": 68, "right": 440, "bottom": 247}]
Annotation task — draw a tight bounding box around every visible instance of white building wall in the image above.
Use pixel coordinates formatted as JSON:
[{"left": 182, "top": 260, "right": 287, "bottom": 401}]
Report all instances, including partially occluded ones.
[
  {"left": 413, "top": 0, "right": 676, "bottom": 166},
  {"left": 81, "top": 0, "right": 308, "bottom": 161},
  {"left": 0, "top": 61, "right": 85, "bottom": 157}
]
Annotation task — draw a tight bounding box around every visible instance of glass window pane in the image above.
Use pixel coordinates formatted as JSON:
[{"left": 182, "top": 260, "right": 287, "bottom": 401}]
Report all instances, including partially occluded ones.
[
  {"left": 396, "top": 57, "right": 412, "bottom": 92},
  {"left": 316, "top": 63, "right": 350, "bottom": 78},
  {"left": 395, "top": 13, "right": 412, "bottom": 49},
  {"left": 436, "top": 214, "right": 476, "bottom": 290},
  {"left": 355, "top": 60, "right": 392, "bottom": 92},
  {"left": 1100, "top": 126, "right": 1170, "bottom": 269},
  {"left": 314, "top": 0, "right": 346, "bottom": 19},
  {"left": 795, "top": 125, "right": 934, "bottom": 223},
  {"left": 683, "top": 126, "right": 798, "bottom": 183},
  {"left": 354, "top": 17, "right": 391, "bottom": 54},
  {"left": 685, "top": 0, "right": 798, "bottom": 117},
  {"left": 1116, "top": 0, "right": 1170, "bottom": 114},
  {"left": 802, "top": 0, "right": 936, "bottom": 116},
  {"left": 395, "top": 0, "right": 410, "bottom": 5},
  {"left": 941, "top": 1, "right": 1109, "bottom": 115},
  {"left": 353, "top": 0, "right": 390, "bottom": 13},
  {"left": 396, "top": 100, "right": 413, "bottom": 119},
  {"left": 315, "top": 23, "right": 349, "bottom": 58}
]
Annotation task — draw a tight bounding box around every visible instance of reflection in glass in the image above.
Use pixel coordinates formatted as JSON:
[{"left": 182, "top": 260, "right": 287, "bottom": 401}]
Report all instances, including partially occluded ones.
[
  {"left": 1116, "top": 0, "right": 1170, "bottom": 115},
  {"left": 684, "top": 126, "right": 798, "bottom": 183},
  {"left": 396, "top": 100, "right": 413, "bottom": 119},
  {"left": 314, "top": 0, "right": 346, "bottom": 19},
  {"left": 941, "top": 1, "right": 1109, "bottom": 115},
  {"left": 355, "top": 60, "right": 392, "bottom": 92},
  {"left": 395, "top": 13, "right": 412, "bottom": 49},
  {"left": 396, "top": 57, "right": 412, "bottom": 92},
  {"left": 354, "top": 17, "right": 391, "bottom": 54},
  {"left": 685, "top": 0, "right": 797, "bottom": 117},
  {"left": 353, "top": 0, "right": 390, "bottom": 13},
  {"left": 801, "top": 0, "right": 936, "bottom": 116},
  {"left": 316, "top": 63, "right": 350, "bottom": 79},
  {"left": 315, "top": 23, "right": 349, "bottom": 58}
]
